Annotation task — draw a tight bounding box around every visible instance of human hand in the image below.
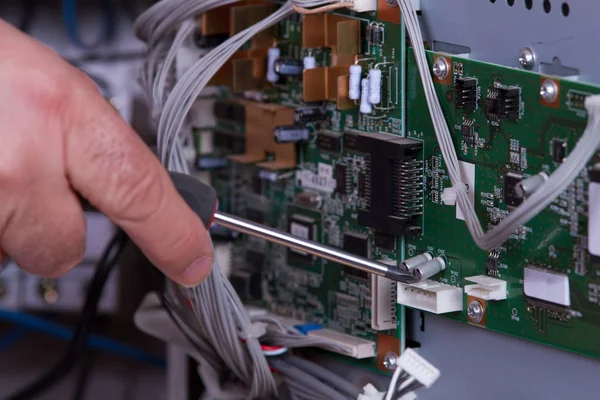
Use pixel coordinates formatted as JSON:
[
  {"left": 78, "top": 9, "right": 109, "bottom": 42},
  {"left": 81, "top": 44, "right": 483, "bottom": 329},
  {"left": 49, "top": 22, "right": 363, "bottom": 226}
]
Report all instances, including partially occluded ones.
[{"left": 0, "top": 20, "right": 213, "bottom": 287}]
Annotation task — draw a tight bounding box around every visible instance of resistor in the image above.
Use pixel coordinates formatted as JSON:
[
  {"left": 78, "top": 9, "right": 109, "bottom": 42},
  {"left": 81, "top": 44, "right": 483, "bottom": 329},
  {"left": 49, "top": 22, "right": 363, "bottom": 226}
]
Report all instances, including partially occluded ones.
[
  {"left": 349, "top": 64, "right": 362, "bottom": 100},
  {"left": 368, "top": 68, "right": 382, "bottom": 104},
  {"left": 303, "top": 55, "right": 316, "bottom": 70},
  {"left": 267, "top": 47, "right": 281, "bottom": 83},
  {"left": 359, "top": 78, "right": 372, "bottom": 114}
]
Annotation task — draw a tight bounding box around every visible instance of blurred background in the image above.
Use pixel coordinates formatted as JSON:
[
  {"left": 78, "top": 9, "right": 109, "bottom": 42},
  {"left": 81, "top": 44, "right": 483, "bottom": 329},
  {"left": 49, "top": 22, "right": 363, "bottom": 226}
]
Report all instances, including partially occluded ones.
[{"left": 0, "top": 2, "right": 169, "bottom": 399}]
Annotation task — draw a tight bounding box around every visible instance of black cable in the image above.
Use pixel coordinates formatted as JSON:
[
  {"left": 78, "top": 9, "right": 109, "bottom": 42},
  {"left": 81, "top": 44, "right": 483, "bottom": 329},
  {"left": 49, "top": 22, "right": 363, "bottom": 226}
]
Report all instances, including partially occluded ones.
[{"left": 4, "top": 230, "right": 128, "bottom": 400}]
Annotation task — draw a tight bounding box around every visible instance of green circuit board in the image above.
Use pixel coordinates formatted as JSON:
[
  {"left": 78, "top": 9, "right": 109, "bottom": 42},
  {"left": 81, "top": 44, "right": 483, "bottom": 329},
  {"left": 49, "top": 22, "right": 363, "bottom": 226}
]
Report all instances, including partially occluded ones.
[{"left": 406, "top": 50, "right": 600, "bottom": 358}]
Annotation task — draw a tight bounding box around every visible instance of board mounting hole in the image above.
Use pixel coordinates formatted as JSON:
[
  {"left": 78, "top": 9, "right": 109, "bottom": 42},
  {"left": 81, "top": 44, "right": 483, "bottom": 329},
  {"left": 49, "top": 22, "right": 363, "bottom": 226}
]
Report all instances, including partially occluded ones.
[
  {"left": 507, "top": 0, "right": 515, "bottom": 6},
  {"left": 543, "top": 0, "right": 551, "bottom": 13},
  {"left": 561, "top": 2, "right": 569, "bottom": 16},
  {"left": 525, "top": 0, "right": 533, "bottom": 9}
]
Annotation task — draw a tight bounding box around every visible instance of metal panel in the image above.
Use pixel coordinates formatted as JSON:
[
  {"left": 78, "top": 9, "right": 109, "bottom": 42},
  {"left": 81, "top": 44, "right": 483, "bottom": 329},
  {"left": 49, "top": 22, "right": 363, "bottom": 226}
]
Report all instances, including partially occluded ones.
[{"left": 419, "top": 0, "right": 600, "bottom": 84}]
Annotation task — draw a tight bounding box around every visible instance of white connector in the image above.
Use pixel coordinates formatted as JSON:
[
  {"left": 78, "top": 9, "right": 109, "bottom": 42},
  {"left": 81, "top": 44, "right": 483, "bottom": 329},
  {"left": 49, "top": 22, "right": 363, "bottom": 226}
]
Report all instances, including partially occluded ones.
[
  {"left": 350, "top": 0, "right": 377, "bottom": 13},
  {"left": 464, "top": 275, "right": 507, "bottom": 300},
  {"left": 398, "top": 348, "right": 440, "bottom": 388},
  {"left": 397, "top": 280, "right": 462, "bottom": 314}
]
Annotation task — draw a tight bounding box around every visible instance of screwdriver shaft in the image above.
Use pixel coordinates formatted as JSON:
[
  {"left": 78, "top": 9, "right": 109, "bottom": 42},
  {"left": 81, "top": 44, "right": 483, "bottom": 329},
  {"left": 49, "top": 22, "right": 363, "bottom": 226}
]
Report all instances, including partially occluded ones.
[{"left": 213, "top": 212, "right": 416, "bottom": 283}]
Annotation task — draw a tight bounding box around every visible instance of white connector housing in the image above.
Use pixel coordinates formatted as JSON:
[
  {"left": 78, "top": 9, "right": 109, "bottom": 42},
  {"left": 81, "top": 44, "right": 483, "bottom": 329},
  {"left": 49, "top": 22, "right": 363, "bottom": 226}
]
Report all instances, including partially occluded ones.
[
  {"left": 398, "top": 348, "right": 440, "bottom": 388},
  {"left": 371, "top": 273, "right": 397, "bottom": 331},
  {"left": 464, "top": 275, "right": 507, "bottom": 301},
  {"left": 350, "top": 0, "right": 377, "bottom": 13},
  {"left": 397, "top": 279, "right": 462, "bottom": 314}
]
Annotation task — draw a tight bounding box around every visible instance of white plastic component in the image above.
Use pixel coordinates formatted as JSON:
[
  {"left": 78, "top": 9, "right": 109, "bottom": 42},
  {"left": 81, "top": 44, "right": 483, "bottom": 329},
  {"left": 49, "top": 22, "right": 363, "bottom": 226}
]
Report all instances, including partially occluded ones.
[
  {"left": 524, "top": 266, "right": 571, "bottom": 306},
  {"left": 368, "top": 69, "right": 382, "bottom": 104},
  {"left": 398, "top": 348, "right": 440, "bottom": 388},
  {"left": 371, "top": 273, "right": 397, "bottom": 331},
  {"left": 589, "top": 182, "right": 600, "bottom": 256},
  {"left": 350, "top": 0, "right": 377, "bottom": 13},
  {"left": 360, "top": 78, "right": 372, "bottom": 114},
  {"left": 397, "top": 279, "right": 463, "bottom": 314},
  {"left": 464, "top": 275, "right": 507, "bottom": 301},
  {"left": 308, "top": 329, "right": 375, "bottom": 359},
  {"left": 349, "top": 64, "right": 362, "bottom": 100},
  {"left": 267, "top": 47, "right": 281, "bottom": 83},
  {"left": 303, "top": 55, "right": 316, "bottom": 70},
  {"left": 357, "top": 384, "right": 384, "bottom": 400}
]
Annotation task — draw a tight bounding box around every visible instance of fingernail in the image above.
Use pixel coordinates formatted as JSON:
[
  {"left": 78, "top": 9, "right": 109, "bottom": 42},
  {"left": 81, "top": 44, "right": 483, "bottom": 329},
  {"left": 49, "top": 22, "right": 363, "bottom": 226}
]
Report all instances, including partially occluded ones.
[{"left": 179, "top": 256, "right": 212, "bottom": 287}]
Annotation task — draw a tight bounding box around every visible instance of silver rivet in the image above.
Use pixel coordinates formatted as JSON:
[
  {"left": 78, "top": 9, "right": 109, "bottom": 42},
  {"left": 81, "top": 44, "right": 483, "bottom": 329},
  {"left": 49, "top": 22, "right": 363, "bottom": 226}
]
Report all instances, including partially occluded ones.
[
  {"left": 383, "top": 351, "right": 398, "bottom": 371},
  {"left": 432, "top": 57, "right": 449, "bottom": 80},
  {"left": 519, "top": 47, "right": 536, "bottom": 70},
  {"left": 467, "top": 299, "right": 484, "bottom": 324},
  {"left": 540, "top": 79, "right": 558, "bottom": 103}
]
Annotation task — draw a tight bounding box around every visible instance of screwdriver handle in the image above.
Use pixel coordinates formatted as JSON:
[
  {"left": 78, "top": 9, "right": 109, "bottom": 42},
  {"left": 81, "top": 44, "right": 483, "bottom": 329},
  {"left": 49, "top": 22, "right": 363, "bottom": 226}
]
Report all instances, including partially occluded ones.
[{"left": 170, "top": 172, "right": 218, "bottom": 228}]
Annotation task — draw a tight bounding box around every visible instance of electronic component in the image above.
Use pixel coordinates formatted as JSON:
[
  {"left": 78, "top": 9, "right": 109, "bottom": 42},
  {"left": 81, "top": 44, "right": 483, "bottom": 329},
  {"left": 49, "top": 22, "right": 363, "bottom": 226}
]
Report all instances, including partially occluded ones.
[
  {"left": 274, "top": 59, "right": 303, "bottom": 76},
  {"left": 524, "top": 266, "right": 571, "bottom": 307},
  {"left": 273, "top": 125, "right": 309, "bottom": 143},
  {"left": 295, "top": 191, "right": 322, "bottom": 208},
  {"left": 355, "top": 132, "right": 423, "bottom": 235},
  {"left": 316, "top": 131, "right": 342, "bottom": 153},
  {"left": 359, "top": 78, "right": 372, "bottom": 114},
  {"left": 454, "top": 77, "right": 478, "bottom": 111},
  {"left": 335, "top": 164, "right": 349, "bottom": 195},
  {"left": 412, "top": 256, "right": 446, "bottom": 280},
  {"left": 515, "top": 172, "right": 548, "bottom": 198},
  {"left": 374, "top": 231, "right": 395, "bottom": 251},
  {"left": 343, "top": 232, "right": 370, "bottom": 280},
  {"left": 397, "top": 280, "right": 463, "bottom": 314},
  {"left": 303, "top": 55, "right": 316, "bottom": 70},
  {"left": 464, "top": 275, "right": 507, "bottom": 301},
  {"left": 288, "top": 214, "right": 317, "bottom": 263},
  {"left": 267, "top": 47, "right": 281, "bottom": 83},
  {"left": 370, "top": 273, "right": 397, "bottom": 331},
  {"left": 460, "top": 120, "right": 475, "bottom": 147},
  {"left": 552, "top": 139, "right": 567, "bottom": 163},
  {"left": 483, "top": 85, "right": 521, "bottom": 120},
  {"left": 368, "top": 69, "right": 382, "bottom": 104},
  {"left": 503, "top": 172, "right": 524, "bottom": 208},
  {"left": 349, "top": 65, "right": 362, "bottom": 100},
  {"left": 294, "top": 106, "right": 326, "bottom": 123}
]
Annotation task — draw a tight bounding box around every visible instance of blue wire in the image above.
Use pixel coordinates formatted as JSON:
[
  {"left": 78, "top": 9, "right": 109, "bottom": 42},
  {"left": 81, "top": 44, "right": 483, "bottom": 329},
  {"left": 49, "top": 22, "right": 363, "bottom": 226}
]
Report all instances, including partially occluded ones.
[
  {"left": 0, "top": 326, "right": 29, "bottom": 352},
  {"left": 0, "top": 309, "right": 165, "bottom": 368},
  {"left": 62, "top": 0, "right": 117, "bottom": 49}
]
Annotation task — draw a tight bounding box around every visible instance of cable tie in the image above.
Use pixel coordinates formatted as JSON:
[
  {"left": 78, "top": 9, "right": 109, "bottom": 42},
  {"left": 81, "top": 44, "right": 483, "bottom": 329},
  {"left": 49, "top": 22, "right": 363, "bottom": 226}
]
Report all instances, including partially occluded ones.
[{"left": 441, "top": 182, "right": 467, "bottom": 206}]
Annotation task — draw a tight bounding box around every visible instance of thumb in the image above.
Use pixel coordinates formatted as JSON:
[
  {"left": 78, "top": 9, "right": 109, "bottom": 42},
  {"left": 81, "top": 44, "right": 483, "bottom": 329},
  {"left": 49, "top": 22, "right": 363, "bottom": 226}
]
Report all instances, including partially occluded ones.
[{"left": 64, "top": 81, "right": 213, "bottom": 287}]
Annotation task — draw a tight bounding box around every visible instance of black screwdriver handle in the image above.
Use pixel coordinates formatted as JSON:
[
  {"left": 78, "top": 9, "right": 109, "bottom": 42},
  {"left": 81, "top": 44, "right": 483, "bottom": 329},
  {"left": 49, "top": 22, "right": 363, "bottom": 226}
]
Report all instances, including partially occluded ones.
[{"left": 169, "top": 172, "right": 218, "bottom": 228}]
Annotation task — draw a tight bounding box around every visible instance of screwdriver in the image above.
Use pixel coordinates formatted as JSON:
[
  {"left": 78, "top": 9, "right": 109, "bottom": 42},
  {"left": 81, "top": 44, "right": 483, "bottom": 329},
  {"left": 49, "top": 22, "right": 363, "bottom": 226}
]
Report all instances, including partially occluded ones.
[{"left": 170, "top": 172, "right": 418, "bottom": 283}]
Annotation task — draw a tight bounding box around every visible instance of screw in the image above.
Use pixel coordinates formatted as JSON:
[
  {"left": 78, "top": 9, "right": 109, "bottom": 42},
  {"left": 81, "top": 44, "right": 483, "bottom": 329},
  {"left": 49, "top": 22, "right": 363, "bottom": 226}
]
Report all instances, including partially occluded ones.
[
  {"left": 540, "top": 79, "right": 558, "bottom": 103},
  {"left": 383, "top": 351, "right": 398, "bottom": 371},
  {"left": 432, "top": 57, "right": 449, "bottom": 80},
  {"left": 519, "top": 47, "right": 536, "bottom": 70},
  {"left": 467, "top": 300, "right": 484, "bottom": 324}
]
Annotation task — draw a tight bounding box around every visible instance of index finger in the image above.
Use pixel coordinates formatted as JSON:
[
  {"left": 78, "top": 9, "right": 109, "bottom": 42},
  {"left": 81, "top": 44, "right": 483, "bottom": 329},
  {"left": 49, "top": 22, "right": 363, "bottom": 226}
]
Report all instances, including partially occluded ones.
[{"left": 63, "top": 80, "right": 213, "bottom": 287}]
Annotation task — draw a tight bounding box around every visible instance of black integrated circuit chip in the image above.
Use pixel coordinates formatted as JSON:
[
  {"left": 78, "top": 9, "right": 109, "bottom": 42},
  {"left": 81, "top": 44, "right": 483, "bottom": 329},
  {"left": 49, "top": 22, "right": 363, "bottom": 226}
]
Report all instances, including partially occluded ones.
[
  {"left": 343, "top": 232, "right": 370, "bottom": 280},
  {"left": 503, "top": 172, "right": 524, "bottom": 208}
]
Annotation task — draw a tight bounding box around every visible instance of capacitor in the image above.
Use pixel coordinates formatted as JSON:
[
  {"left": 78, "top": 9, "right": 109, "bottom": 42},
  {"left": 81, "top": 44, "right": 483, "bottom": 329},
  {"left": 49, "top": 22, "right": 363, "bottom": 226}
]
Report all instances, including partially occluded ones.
[
  {"left": 360, "top": 78, "right": 372, "bottom": 114},
  {"left": 515, "top": 172, "right": 549, "bottom": 198},
  {"left": 267, "top": 47, "right": 281, "bottom": 83},
  {"left": 413, "top": 256, "right": 446, "bottom": 280},
  {"left": 400, "top": 252, "right": 433, "bottom": 273},
  {"left": 349, "top": 64, "right": 362, "bottom": 100},
  {"left": 274, "top": 125, "right": 309, "bottom": 143},
  {"left": 274, "top": 59, "right": 303, "bottom": 76},
  {"left": 368, "top": 69, "right": 382, "bottom": 104},
  {"left": 303, "top": 55, "right": 316, "bottom": 70},
  {"left": 294, "top": 106, "right": 327, "bottom": 123}
]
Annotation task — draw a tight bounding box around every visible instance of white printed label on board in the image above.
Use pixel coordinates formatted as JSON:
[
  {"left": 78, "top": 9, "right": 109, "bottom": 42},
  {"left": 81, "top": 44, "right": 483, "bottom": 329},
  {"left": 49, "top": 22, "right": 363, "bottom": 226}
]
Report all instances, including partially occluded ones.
[
  {"left": 296, "top": 170, "right": 336, "bottom": 193},
  {"left": 589, "top": 182, "right": 600, "bottom": 256},
  {"left": 457, "top": 161, "right": 475, "bottom": 221}
]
